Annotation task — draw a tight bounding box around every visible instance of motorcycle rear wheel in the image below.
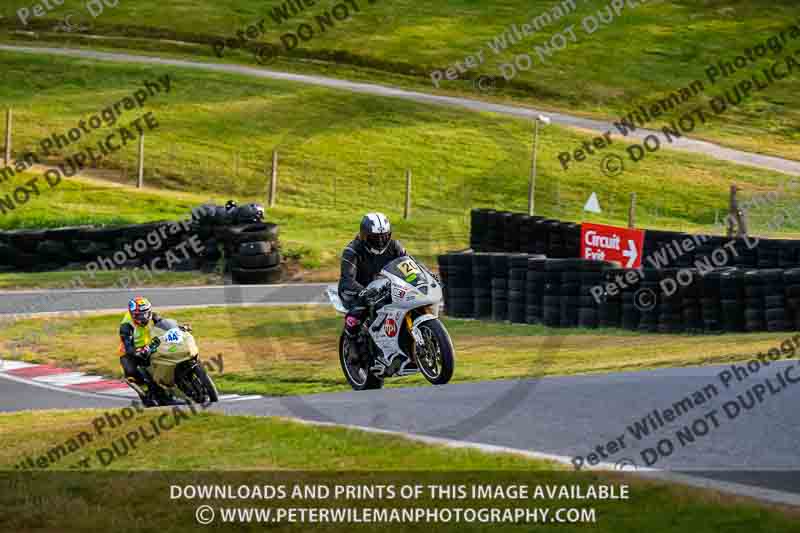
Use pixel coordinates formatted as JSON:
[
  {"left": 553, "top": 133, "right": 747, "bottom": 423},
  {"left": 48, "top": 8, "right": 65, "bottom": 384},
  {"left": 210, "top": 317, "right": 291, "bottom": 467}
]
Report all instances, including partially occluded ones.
[
  {"left": 339, "top": 333, "right": 383, "bottom": 391},
  {"left": 416, "top": 319, "right": 455, "bottom": 385}
]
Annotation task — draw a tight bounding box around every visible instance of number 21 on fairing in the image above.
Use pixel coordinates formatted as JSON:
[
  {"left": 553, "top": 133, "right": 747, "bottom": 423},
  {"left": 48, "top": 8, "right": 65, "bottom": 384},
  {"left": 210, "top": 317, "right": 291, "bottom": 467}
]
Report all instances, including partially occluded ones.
[{"left": 397, "top": 259, "right": 420, "bottom": 276}]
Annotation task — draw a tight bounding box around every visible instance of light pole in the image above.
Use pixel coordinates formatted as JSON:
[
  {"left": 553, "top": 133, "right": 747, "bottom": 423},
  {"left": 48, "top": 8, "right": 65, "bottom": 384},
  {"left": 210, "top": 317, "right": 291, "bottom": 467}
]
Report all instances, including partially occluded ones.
[{"left": 528, "top": 114, "right": 550, "bottom": 216}]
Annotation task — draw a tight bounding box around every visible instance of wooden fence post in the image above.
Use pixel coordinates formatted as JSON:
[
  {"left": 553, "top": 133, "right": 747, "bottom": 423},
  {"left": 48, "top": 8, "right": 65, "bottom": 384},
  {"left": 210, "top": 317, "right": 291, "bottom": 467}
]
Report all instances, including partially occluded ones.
[
  {"left": 404, "top": 169, "right": 412, "bottom": 219},
  {"left": 269, "top": 150, "right": 278, "bottom": 208},
  {"left": 136, "top": 134, "right": 144, "bottom": 188},
  {"left": 4, "top": 109, "right": 11, "bottom": 167},
  {"left": 730, "top": 184, "right": 748, "bottom": 238}
]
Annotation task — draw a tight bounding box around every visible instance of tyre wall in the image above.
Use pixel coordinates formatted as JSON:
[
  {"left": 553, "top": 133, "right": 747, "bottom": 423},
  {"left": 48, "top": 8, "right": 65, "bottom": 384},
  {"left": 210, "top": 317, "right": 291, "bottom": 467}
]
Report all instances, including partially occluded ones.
[
  {"left": 0, "top": 202, "right": 283, "bottom": 284},
  {"left": 438, "top": 252, "right": 800, "bottom": 334},
  {"left": 469, "top": 208, "right": 800, "bottom": 269}
]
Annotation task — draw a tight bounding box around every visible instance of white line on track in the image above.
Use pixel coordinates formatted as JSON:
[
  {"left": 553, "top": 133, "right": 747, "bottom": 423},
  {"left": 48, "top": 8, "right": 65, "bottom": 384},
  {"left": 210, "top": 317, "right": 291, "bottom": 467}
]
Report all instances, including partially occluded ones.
[{"left": 32, "top": 373, "right": 96, "bottom": 385}]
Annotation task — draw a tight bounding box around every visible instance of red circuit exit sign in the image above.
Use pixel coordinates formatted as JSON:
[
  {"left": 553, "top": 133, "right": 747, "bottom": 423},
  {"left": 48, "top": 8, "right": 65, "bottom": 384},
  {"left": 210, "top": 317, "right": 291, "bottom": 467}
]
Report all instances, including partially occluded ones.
[{"left": 581, "top": 222, "right": 645, "bottom": 268}]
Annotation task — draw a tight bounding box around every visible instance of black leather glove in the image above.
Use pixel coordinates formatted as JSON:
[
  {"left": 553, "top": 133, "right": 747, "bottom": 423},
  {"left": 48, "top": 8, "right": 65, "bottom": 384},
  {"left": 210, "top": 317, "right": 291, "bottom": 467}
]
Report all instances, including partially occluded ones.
[{"left": 135, "top": 346, "right": 152, "bottom": 363}]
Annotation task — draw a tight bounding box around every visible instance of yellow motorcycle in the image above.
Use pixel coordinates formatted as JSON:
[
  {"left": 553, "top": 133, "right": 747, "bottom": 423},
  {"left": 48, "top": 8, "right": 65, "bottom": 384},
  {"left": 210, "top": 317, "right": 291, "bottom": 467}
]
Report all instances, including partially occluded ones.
[{"left": 128, "top": 320, "right": 219, "bottom": 407}]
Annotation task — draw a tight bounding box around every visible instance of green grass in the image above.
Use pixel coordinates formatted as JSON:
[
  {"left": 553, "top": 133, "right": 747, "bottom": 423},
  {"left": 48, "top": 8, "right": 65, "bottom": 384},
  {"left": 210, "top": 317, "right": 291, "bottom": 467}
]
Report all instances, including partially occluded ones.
[
  {"left": 3, "top": 51, "right": 800, "bottom": 274},
  {"left": 0, "top": 410, "right": 554, "bottom": 471},
  {"left": 2, "top": 0, "right": 799, "bottom": 162},
  {"left": 3, "top": 306, "right": 798, "bottom": 396},
  {"left": 0, "top": 410, "right": 798, "bottom": 532}
]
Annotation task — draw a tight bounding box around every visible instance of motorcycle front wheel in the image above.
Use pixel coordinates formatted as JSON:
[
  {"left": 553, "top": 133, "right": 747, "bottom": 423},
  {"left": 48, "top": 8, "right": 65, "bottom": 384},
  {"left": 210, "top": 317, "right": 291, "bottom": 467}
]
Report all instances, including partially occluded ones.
[
  {"left": 339, "top": 333, "right": 383, "bottom": 391},
  {"left": 179, "top": 364, "right": 219, "bottom": 404},
  {"left": 416, "top": 319, "right": 455, "bottom": 385}
]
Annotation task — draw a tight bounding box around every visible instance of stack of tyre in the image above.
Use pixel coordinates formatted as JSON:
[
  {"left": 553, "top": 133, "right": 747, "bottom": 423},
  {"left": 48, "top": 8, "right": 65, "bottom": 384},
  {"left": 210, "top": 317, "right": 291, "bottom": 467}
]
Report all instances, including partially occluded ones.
[
  {"left": 559, "top": 262, "right": 580, "bottom": 328},
  {"left": 519, "top": 216, "right": 542, "bottom": 254},
  {"left": 486, "top": 212, "right": 505, "bottom": 252},
  {"left": 546, "top": 221, "right": 565, "bottom": 258},
  {"left": 507, "top": 254, "right": 529, "bottom": 323},
  {"left": 542, "top": 260, "right": 563, "bottom": 327},
  {"left": 438, "top": 252, "right": 473, "bottom": 317},
  {"left": 719, "top": 268, "right": 745, "bottom": 332},
  {"left": 637, "top": 269, "right": 661, "bottom": 333},
  {"left": 784, "top": 268, "right": 800, "bottom": 330},
  {"left": 758, "top": 240, "right": 779, "bottom": 268},
  {"left": 674, "top": 234, "right": 695, "bottom": 269},
  {"left": 561, "top": 223, "right": 581, "bottom": 259},
  {"left": 778, "top": 240, "right": 800, "bottom": 268},
  {"left": 700, "top": 269, "right": 725, "bottom": 333},
  {"left": 490, "top": 254, "right": 510, "bottom": 322},
  {"left": 526, "top": 256, "right": 546, "bottom": 324},
  {"left": 597, "top": 269, "right": 622, "bottom": 328},
  {"left": 218, "top": 203, "right": 282, "bottom": 284},
  {"left": 470, "top": 209, "right": 492, "bottom": 251},
  {"left": 0, "top": 226, "right": 102, "bottom": 270},
  {"left": 657, "top": 268, "right": 684, "bottom": 333},
  {"left": 578, "top": 261, "right": 610, "bottom": 329},
  {"left": 681, "top": 269, "right": 703, "bottom": 334},
  {"left": 533, "top": 219, "right": 549, "bottom": 255},
  {"left": 191, "top": 203, "right": 228, "bottom": 266},
  {"left": 0, "top": 222, "right": 210, "bottom": 272},
  {"left": 733, "top": 238, "right": 758, "bottom": 269},
  {"left": 744, "top": 269, "right": 766, "bottom": 332},
  {"left": 471, "top": 253, "right": 493, "bottom": 319},
  {"left": 504, "top": 214, "right": 526, "bottom": 252},
  {"left": 620, "top": 271, "right": 641, "bottom": 330},
  {"left": 762, "top": 269, "right": 788, "bottom": 331}
]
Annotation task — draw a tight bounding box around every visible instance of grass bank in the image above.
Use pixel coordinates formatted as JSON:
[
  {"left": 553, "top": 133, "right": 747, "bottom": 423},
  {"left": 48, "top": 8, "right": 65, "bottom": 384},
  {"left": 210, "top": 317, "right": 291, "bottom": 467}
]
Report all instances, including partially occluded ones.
[
  {"left": 2, "top": 51, "right": 800, "bottom": 274},
  {"left": 1, "top": 1, "right": 799, "bottom": 162}
]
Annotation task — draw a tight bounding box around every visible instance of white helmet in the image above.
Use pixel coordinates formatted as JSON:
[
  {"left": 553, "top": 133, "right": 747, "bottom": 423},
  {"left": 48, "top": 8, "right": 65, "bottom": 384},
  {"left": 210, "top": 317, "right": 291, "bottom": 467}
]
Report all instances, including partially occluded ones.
[{"left": 360, "top": 212, "right": 392, "bottom": 255}]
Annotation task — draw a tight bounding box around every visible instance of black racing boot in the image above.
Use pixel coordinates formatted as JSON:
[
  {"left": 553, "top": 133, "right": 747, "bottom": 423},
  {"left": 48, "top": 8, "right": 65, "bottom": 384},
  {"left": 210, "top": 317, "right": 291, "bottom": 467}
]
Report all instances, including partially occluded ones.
[{"left": 126, "top": 378, "right": 154, "bottom": 407}]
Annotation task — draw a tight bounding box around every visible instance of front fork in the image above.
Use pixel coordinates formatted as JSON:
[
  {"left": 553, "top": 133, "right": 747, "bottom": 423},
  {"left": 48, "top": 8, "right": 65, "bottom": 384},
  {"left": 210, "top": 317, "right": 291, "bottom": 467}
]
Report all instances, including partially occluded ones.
[{"left": 405, "top": 315, "right": 418, "bottom": 364}]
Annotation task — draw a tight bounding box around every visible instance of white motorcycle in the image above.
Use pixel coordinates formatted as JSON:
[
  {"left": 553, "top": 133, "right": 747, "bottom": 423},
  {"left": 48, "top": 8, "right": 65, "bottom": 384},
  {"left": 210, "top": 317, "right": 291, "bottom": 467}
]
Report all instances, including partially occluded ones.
[{"left": 327, "top": 256, "right": 456, "bottom": 391}]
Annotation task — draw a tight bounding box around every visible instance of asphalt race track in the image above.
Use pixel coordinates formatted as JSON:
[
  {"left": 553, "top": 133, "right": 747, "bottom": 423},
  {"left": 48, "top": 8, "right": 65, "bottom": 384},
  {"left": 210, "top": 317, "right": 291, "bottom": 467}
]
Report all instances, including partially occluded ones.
[
  {"left": 0, "top": 283, "right": 330, "bottom": 317},
  {"left": 1, "top": 284, "right": 799, "bottom": 503}
]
